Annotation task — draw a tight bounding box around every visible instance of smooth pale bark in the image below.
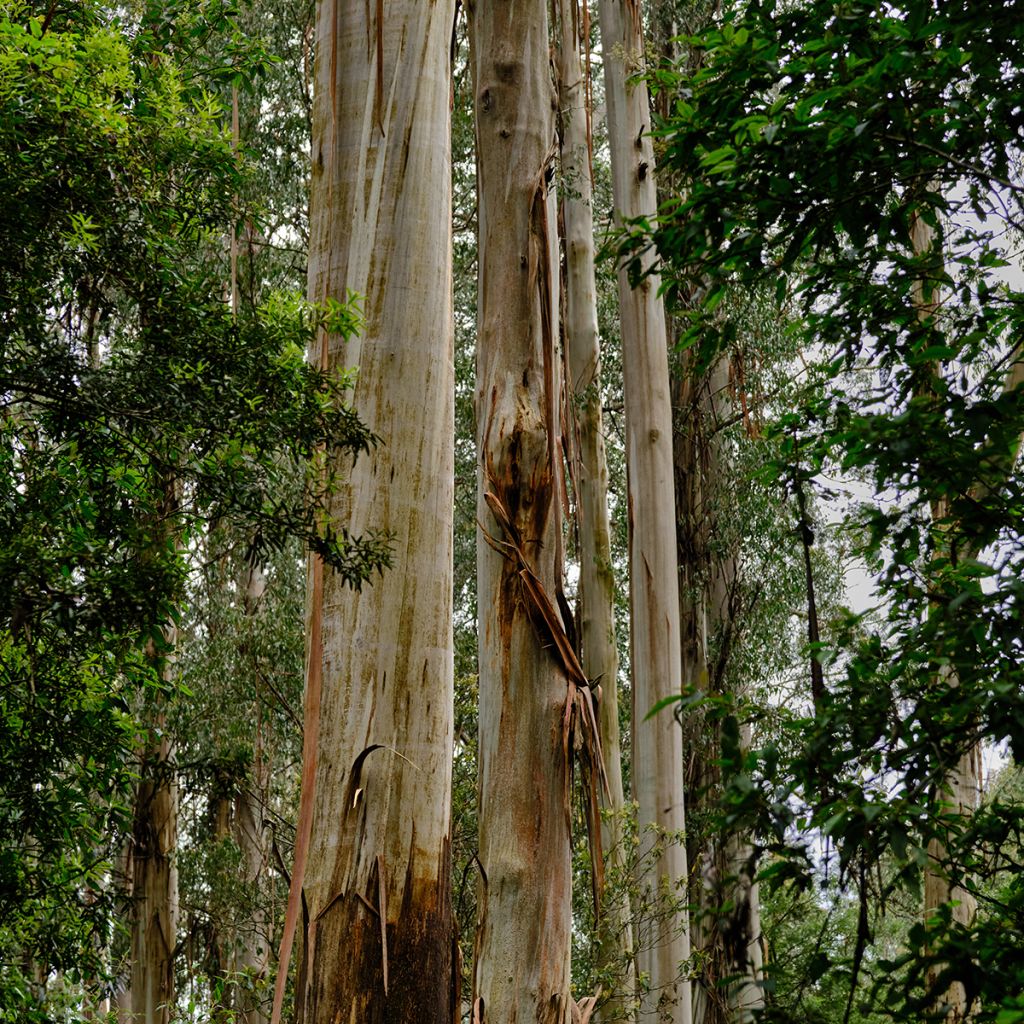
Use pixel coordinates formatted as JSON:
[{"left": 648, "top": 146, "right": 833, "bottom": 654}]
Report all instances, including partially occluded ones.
[
  {"left": 130, "top": 685, "right": 179, "bottom": 1024},
  {"left": 598, "top": 1, "right": 691, "bottom": 1020},
  {"left": 469, "top": 3, "right": 573, "bottom": 1021},
  {"left": 295, "top": 3, "right": 457, "bottom": 1021},
  {"left": 554, "top": 2, "right": 636, "bottom": 1016}
]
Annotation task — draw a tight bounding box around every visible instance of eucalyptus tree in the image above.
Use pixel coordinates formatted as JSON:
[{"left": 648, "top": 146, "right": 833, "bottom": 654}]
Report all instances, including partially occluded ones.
[
  {"left": 468, "top": 0, "right": 580, "bottom": 1019},
  {"left": 597, "top": 1, "right": 691, "bottom": 1018},
  {"left": 555, "top": 1, "right": 636, "bottom": 1015},
  {"left": 276, "top": 3, "right": 458, "bottom": 1022}
]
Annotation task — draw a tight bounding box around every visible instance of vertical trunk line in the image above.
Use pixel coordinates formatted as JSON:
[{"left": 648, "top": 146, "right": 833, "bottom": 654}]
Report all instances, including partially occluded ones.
[
  {"left": 910, "top": 189, "right": 980, "bottom": 1024},
  {"left": 555, "top": 0, "right": 636, "bottom": 1015},
  {"left": 598, "top": 0, "right": 691, "bottom": 1018},
  {"left": 471, "top": 1, "right": 573, "bottom": 1019},
  {"left": 296, "top": 5, "right": 457, "bottom": 1022}
]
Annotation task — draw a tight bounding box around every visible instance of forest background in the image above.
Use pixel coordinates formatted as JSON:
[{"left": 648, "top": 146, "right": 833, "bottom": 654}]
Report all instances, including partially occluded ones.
[{"left": 1, "top": 1, "right": 1022, "bottom": 1023}]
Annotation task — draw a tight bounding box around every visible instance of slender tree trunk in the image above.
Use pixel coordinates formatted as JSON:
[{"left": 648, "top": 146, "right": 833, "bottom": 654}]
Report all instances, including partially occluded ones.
[
  {"left": 469, "top": 2, "right": 573, "bottom": 1021},
  {"left": 128, "top": 477, "right": 181, "bottom": 1024},
  {"left": 554, "top": 2, "right": 636, "bottom": 1016},
  {"left": 909, "top": 201, "right": 981, "bottom": 1024},
  {"left": 130, "top": 675, "right": 179, "bottom": 1024},
  {"left": 230, "top": 564, "right": 271, "bottom": 1024},
  {"left": 292, "top": 3, "right": 457, "bottom": 1022},
  {"left": 114, "top": 838, "right": 134, "bottom": 1022},
  {"left": 598, "top": 1, "right": 691, "bottom": 1019},
  {"left": 675, "top": 360, "right": 762, "bottom": 1024},
  {"left": 233, "top": 777, "right": 270, "bottom": 1024}
]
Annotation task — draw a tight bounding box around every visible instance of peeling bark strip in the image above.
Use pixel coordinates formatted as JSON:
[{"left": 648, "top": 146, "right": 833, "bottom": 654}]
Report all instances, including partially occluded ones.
[
  {"left": 469, "top": 2, "right": 574, "bottom": 1021},
  {"left": 480, "top": 490, "right": 607, "bottom": 809},
  {"left": 598, "top": 1, "right": 692, "bottom": 1020},
  {"left": 285, "top": 2, "right": 458, "bottom": 1022}
]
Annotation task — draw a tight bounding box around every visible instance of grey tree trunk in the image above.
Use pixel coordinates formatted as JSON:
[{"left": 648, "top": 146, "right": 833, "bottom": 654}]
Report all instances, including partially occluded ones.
[
  {"left": 554, "top": 2, "right": 636, "bottom": 1016},
  {"left": 129, "top": 682, "right": 179, "bottom": 1024},
  {"left": 292, "top": 3, "right": 458, "bottom": 1022},
  {"left": 231, "top": 565, "right": 271, "bottom": 1024},
  {"left": 598, "top": 1, "right": 691, "bottom": 1020},
  {"left": 469, "top": 2, "right": 573, "bottom": 1021}
]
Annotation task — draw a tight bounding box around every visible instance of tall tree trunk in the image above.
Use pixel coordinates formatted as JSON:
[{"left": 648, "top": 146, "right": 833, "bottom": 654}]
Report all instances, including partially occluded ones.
[
  {"left": 233, "top": 773, "right": 270, "bottom": 1024},
  {"left": 469, "top": 2, "right": 573, "bottom": 1021},
  {"left": 554, "top": 1, "right": 636, "bottom": 1016},
  {"left": 293, "top": 3, "right": 457, "bottom": 1022},
  {"left": 129, "top": 477, "right": 181, "bottom": 1024},
  {"left": 130, "top": 664, "right": 179, "bottom": 1024},
  {"left": 598, "top": 2, "right": 691, "bottom": 1020},
  {"left": 910, "top": 200, "right": 981, "bottom": 1024},
  {"left": 231, "top": 564, "right": 271, "bottom": 1024},
  {"left": 676, "top": 361, "right": 762, "bottom": 1024},
  {"left": 114, "top": 838, "right": 134, "bottom": 1023}
]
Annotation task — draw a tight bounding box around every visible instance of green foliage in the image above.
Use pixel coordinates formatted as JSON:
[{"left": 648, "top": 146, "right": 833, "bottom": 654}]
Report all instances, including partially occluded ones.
[
  {"left": 173, "top": 532, "right": 305, "bottom": 1018},
  {"left": 636, "top": 0, "right": 1024, "bottom": 1018}
]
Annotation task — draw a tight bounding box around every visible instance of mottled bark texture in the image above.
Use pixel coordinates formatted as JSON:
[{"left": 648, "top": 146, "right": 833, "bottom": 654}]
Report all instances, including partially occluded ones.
[
  {"left": 469, "top": 1, "right": 573, "bottom": 1021},
  {"left": 296, "top": 3, "right": 457, "bottom": 1022},
  {"left": 598, "top": 1, "right": 691, "bottom": 1020}
]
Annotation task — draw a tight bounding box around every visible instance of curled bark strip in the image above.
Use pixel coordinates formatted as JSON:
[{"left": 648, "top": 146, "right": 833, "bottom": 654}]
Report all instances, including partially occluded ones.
[
  {"left": 346, "top": 743, "right": 383, "bottom": 811},
  {"left": 345, "top": 743, "right": 421, "bottom": 811},
  {"left": 480, "top": 493, "right": 608, "bottom": 785},
  {"left": 573, "top": 991, "right": 601, "bottom": 1024},
  {"left": 315, "top": 887, "right": 346, "bottom": 923},
  {"left": 481, "top": 492, "right": 586, "bottom": 691},
  {"left": 356, "top": 891, "right": 379, "bottom": 918}
]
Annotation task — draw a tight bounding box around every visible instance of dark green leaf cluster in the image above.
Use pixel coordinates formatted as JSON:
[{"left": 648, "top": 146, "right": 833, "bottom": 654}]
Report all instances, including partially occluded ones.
[{"left": 637, "top": 0, "right": 1024, "bottom": 1019}]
